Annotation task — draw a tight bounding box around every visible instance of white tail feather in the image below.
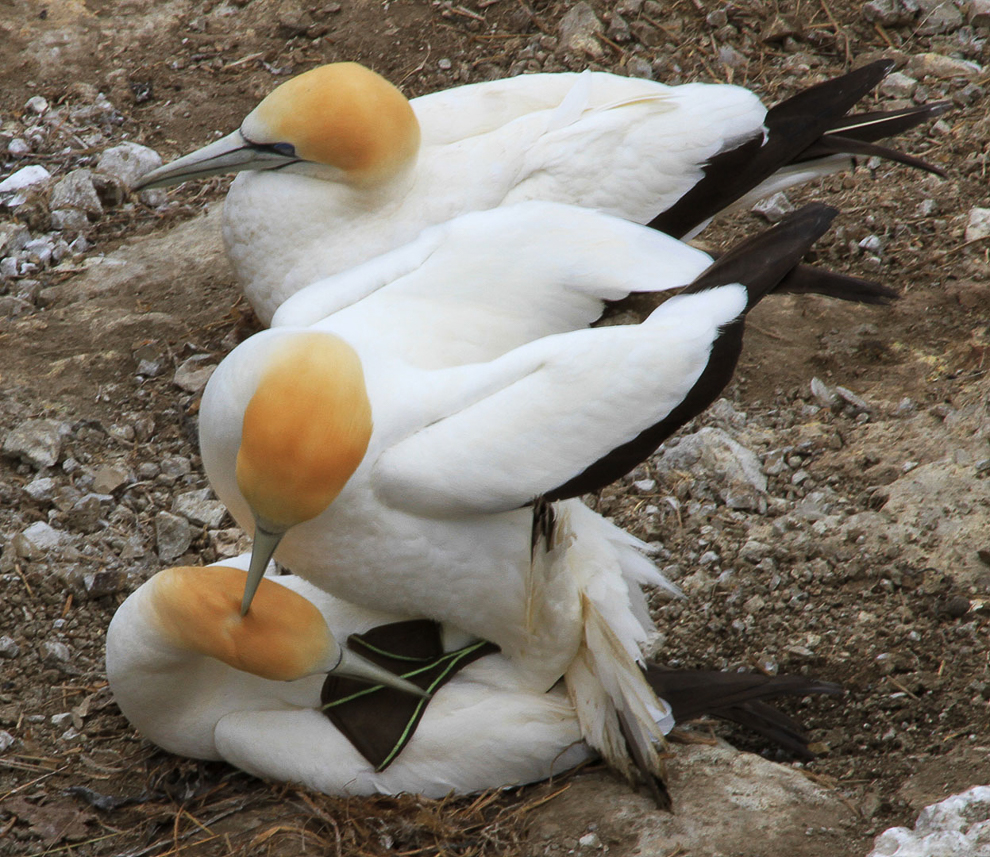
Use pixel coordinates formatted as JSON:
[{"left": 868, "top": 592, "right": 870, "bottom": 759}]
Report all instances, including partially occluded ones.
[{"left": 528, "top": 500, "right": 675, "bottom": 783}]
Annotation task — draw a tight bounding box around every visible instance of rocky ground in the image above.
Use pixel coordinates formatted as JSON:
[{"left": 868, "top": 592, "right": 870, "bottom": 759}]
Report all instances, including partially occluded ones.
[{"left": 1, "top": 0, "right": 989, "bottom": 855}]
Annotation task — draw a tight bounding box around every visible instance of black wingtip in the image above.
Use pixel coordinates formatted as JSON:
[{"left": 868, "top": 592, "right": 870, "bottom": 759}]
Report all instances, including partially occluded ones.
[{"left": 684, "top": 203, "right": 839, "bottom": 306}]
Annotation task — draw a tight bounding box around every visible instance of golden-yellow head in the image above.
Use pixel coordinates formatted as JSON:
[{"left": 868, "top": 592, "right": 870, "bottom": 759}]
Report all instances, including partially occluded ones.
[
  {"left": 242, "top": 62, "right": 421, "bottom": 183},
  {"left": 235, "top": 332, "right": 373, "bottom": 531},
  {"left": 150, "top": 565, "right": 333, "bottom": 681}
]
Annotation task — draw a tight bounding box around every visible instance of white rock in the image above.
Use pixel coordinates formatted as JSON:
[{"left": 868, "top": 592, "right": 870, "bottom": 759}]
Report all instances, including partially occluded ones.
[
  {"left": 0, "top": 223, "right": 31, "bottom": 257},
  {"left": 752, "top": 192, "right": 795, "bottom": 223},
  {"left": 24, "top": 95, "right": 48, "bottom": 114},
  {"left": 656, "top": 427, "right": 768, "bottom": 512},
  {"left": 173, "top": 355, "right": 217, "bottom": 394},
  {"left": 13, "top": 521, "right": 64, "bottom": 559},
  {"left": 915, "top": 0, "right": 964, "bottom": 35},
  {"left": 906, "top": 53, "right": 983, "bottom": 79},
  {"left": 965, "top": 208, "right": 990, "bottom": 242},
  {"left": 40, "top": 639, "right": 71, "bottom": 663},
  {"left": 156, "top": 511, "right": 192, "bottom": 561},
  {"left": 0, "top": 636, "right": 20, "bottom": 658},
  {"left": 7, "top": 138, "right": 30, "bottom": 156},
  {"left": 880, "top": 71, "right": 918, "bottom": 99},
  {"left": 50, "top": 169, "right": 103, "bottom": 216},
  {"left": 173, "top": 488, "right": 227, "bottom": 528},
  {"left": 2, "top": 417, "right": 70, "bottom": 468},
  {"left": 96, "top": 142, "right": 163, "bottom": 187},
  {"left": 23, "top": 476, "right": 57, "bottom": 503},
  {"left": 50, "top": 208, "right": 90, "bottom": 233},
  {"left": 0, "top": 164, "right": 51, "bottom": 194},
  {"left": 868, "top": 786, "right": 990, "bottom": 856},
  {"left": 0, "top": 731, "right": 15, "bottom": 752}
]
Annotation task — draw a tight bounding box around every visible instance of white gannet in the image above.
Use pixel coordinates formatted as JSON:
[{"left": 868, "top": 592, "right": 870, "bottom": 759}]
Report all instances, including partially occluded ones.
[
  {"left": 132, "top": 60, "right": 944, "bottom": 324},
  {"left": 106, "top": 557, "right": 839, "bottom": 797},
  {"left": 197, "top": 204, "right": 875, "bottom": 784}
]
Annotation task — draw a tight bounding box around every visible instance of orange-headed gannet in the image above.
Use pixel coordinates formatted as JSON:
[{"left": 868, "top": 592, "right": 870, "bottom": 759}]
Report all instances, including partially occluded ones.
[
  {"left": 106, "top": 557, "right": 839, "bottom": 797},
  {"left": 132, "top": 60, "right": 944, "bottom": 323},
  {"left": 196, "top": 204, "right": 878, "bottom": 786}
]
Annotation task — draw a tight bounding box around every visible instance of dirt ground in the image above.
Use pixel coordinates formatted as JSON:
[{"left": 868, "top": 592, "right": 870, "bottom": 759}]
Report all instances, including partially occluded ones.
[{"left": 1, "top": 0, "right": 989, "bottom": 854}]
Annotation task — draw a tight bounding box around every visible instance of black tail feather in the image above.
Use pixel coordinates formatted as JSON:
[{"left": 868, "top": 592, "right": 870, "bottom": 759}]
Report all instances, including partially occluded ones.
[
  {"left": 645, "top": 666, "right": 843, "bottom": 760},
  {"left": 776, "top": 263, "right": 897, "bottom": 304},
  {"left": 649, "top": 61, "right": 947, "bottom": 238}
]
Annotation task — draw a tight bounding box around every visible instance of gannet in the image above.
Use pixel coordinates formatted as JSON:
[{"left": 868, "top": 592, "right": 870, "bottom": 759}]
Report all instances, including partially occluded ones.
[
  {"left": 132, "top": 60, "right": 945, "bottom": 324},
  {"left": 197, "top": 204, "right": 877, "bottom": 784},
  {"left": 106, "top": 557, "right": 840, "bottom": 797}
]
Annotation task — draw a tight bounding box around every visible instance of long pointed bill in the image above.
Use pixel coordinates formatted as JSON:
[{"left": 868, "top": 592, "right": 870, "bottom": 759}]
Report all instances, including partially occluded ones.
[
  {"left": 241, "top": 524, "right": 286, "bottom": 616},
  {"left": 335, "top": 647, "right": 430, "bottom": 699},
  {"left": 131, "top": 129, "right": 299, "bottom": 190}
]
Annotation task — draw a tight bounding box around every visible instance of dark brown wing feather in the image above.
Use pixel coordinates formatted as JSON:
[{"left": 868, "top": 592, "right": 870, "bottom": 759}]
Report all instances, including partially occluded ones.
[{"left": 645, "top": 666, "right": 843, "bottom": 760}]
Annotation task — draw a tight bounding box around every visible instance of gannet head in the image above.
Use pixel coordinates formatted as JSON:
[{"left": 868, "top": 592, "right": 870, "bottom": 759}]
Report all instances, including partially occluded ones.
[
  {"left": 132, "top": 62, "right": 420, "bottom": 190},
  {"left": 235, "top": 331, "right": 373, "bottom": 615},
  {"left": 150, "top": 565, "right": 427, "bottom": 696}
]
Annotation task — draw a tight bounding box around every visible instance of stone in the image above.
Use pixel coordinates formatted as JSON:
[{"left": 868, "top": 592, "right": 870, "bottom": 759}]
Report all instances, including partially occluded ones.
[
  {"left": 82, "top": 569, "right": 129, "bottom": 598},
  {"left": 0, "top": 731, "right": 14, "bottom": 752},
  {"left": 906, "top": 53, "right": 982, "bottom": 79},
  {"left": 173, "top": 487, "right": 227, "bottom": 528},
  {"left": 13, "top": 522, "right": 65, "bottom": 559},
  {"left": 3, "top": 418, "right": 70, "bottom": 468},
  {"left": 8, "top": 138, "right": 30, "bottom": 156},
  {"left": 657, "top": 427, "right": 768, "bottom": 511},
  {"left": 65, "top": 493, "right": 105, "bottom": 532},
  {"left": 718, "top": 44, "right": 749, "bottom": 70},
  {"left": 50, "top": 208, "right": 90, "bottom": 233},
  {"left": 0, "top": 296, "right": 32, "bottom": 318},
  {"left": 525, "top": 746, "right": 852, "bottom": 857},
  {"left": 880, "top": 71, "right": 918, "bottom": 98},
  {"left": 138, "top": 187, "right": 167, "bottom": 207},
  {"left": 96, "top": 142, "right": 163, "bottom": 187},
  {"left": 626, "top": 56, "right": 653, "bottom": 79},
  {"left": 51, "top": 712, "right": 73, "bottom": 729},
  {"left": 49, "top": 169, "right": 103, "bottom": 217},
  {"left": 868, "top": 786, "right": 990, "bottom": 856},
  {"left": 972, "top": 0, "right": 990, "bottom": 28},
  {"left": 0, "top": 222, "right": 31, "bottom": 257},
  {"left": 156, "top": 511, "right": 192, "bottom": 561},
  {"left": 863, "top": 0, "right": 920, "bottom": 26},
  {"left": 160, "top": 455, "right": 192, "bottom": 479},
  {"left": 752, "top": 192, "right": 794, "bottom": 223},
  {"left": 40, "top": 640, "right": 71, "bottom": 663},
  {"left": 914, "top": 0, "right": 964, "bottom": 35},
  {"left": 23, "top": 476, "right": 57, "bottom": 504},
  {"left": 210, "top": 527, "right": 251, "bottom": 558},
  {"left": 965, "top": 208, "right": 990, "bottom": 242},
  {"left": 173, "top": 355, "right": 218, "bottom": 393},
  {"left": 0, "top": 636, "right": 20, "bottom": 658},
  {"left": 0, "top": 164, "right": 51, "bottom": 194},
  {"left": 91, "top": 465, "right": 129, "bottom": 494},
  {"left": 810, "top": 377, "right": 838, "bottom": 408},
  {"left": 558, "top": 2, "right": 604, "bottom": 58},
  {"left": 25, "top": 95, "right": 48, "bottom": 114}
]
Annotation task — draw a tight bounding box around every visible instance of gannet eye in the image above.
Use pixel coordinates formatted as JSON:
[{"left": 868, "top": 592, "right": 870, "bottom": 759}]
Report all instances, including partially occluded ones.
[{"left": 271, "top": 142, "right": 296, "bottom": 157}]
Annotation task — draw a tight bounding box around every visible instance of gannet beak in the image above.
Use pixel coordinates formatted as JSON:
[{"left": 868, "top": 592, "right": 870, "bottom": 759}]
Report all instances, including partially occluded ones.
[
  {"left": 332, "top": 647, "right": 431, "bottom": 699},
  {"left": 131, "top": 129, "right": 299, "bottom": 190},
  {"left": 240, "top": 522, "right": 286, "bottom": 616}
]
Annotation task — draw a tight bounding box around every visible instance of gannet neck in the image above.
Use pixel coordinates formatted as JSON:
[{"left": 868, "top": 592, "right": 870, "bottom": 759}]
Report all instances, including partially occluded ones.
[
  {"left": 242, "top": 62, "right": 420, "bottom": 185},
  {"left": 149, "top": 565, "right": 335, "bottom": 681},
  {"left": 235, "top": 331, "right": 372, "bottom": 530}
]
